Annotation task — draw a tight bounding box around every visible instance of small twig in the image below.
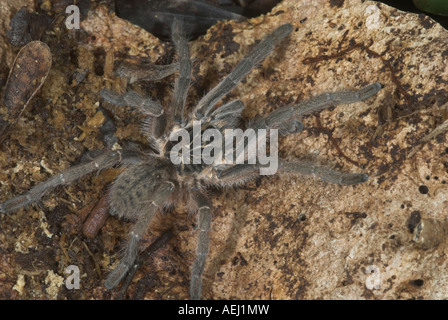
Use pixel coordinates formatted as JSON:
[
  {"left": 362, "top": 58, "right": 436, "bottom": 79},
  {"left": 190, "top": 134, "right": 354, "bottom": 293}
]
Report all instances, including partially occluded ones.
[
  {"left": 82, "top": 241, "right": 102, "bottom": 279},
  {"left": 408, "top": 104, "right": 448, "bottom": 158},
  {"left": 315, "top": 116, "right": 361, "bottom": 168}
]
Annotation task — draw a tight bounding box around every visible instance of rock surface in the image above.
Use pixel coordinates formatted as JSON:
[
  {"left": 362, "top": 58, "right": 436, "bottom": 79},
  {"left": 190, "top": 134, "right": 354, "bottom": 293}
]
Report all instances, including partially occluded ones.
[{"left": 0, "top": 0, "right": 447, "bottom": 299}]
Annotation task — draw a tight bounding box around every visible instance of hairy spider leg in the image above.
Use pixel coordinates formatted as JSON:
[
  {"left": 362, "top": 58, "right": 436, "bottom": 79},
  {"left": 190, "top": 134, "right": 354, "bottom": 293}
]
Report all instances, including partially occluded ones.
[
  {"left": 104, "top": 180, "right": 174, "bottom": 289},
  {"left": 0, "top": 150, "right": 124, "bottom": 214},
  {"left": 189, "top": 192, "right": 213, "bottom": 300},
  {"left": 171, "top": 19, "right": 192, "bottom": 124},
  {"left": 193, "top": 23, "right": 293, "bottom": 118}
]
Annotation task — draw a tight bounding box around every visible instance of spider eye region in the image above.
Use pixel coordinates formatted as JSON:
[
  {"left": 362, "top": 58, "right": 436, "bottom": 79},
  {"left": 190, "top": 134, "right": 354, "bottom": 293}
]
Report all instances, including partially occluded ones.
[{"left": 165, "top": 121, "right": 279, "bottom": 176}]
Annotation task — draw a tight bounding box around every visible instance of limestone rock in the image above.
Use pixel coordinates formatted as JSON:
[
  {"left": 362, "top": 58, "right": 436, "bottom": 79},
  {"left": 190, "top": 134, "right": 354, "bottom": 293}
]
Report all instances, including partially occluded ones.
[{"left": 0, "top": 0, "right": 447, "bottom": 299}]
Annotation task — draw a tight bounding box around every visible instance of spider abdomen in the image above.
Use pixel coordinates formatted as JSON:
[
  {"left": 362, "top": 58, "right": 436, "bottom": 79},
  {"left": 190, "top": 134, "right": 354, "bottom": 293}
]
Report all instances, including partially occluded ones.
[{"left": 109, "top": 158, "right": 176, "bottom": 220}]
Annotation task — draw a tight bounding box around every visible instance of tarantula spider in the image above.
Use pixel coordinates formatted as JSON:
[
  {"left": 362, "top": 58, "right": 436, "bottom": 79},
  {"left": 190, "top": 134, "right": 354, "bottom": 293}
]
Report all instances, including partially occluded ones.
[{"left": 0, "top": 21, "right": 382, "bottom": 299}]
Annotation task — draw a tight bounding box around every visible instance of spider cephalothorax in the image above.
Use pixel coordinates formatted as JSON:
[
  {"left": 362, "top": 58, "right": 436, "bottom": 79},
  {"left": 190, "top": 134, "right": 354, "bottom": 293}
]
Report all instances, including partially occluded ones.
[{"left": 0, "top": 21, "right": 382, "bottom": 299}]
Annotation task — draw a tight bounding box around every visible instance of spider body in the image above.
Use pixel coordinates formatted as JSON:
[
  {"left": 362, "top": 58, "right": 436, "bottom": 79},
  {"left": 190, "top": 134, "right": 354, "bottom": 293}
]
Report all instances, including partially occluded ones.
[
  {"left": 162, "top": 122, "right": 218, "bottom": 176},
  {"left": 0, "top": 21, "right": 383, "bottom": 299}
]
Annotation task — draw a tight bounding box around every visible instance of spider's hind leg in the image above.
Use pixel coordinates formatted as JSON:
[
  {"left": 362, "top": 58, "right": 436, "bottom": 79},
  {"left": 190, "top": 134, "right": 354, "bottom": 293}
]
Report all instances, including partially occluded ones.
[
  {"left": 190, "top": 192, "right": 212, "bottom": 300},
  {"left": 104, "top": 180, "right": 174, "bottom": 290},
  {"left": 0, "top": 149, "right": 123, "bottom": 214}
]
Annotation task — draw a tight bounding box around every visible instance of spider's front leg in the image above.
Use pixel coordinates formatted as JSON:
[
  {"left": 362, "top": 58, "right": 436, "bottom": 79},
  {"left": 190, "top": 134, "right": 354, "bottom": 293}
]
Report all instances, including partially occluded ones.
[
  {"left": 216, "top": 160, "right": 368, "bottom": 186},
  {"left": 295, "top": 82, "right": 383, "bottom": 117},
  {"left": 100, "top": 89, "right": 167, "bottom": 143},
  {"left": 193, "top": 23, "right": 293, "bottom": 117},
  {"left": 115, "top": 60, "right": 180, "bottom": 84},
  {"left": 250, "top": 83, "right": 383, "bottom": 133},
  {"left": 171, "top": 19, "right": 192, "bottom": 123},
  {"left": 100, "top": 89, "right": 164, "bottom": 117},
  {"left": 190, "top": 192, "right": 212, "bottom": 300},
  {"left": 278, "top": 160, "right": 368, "bottom": 185}
]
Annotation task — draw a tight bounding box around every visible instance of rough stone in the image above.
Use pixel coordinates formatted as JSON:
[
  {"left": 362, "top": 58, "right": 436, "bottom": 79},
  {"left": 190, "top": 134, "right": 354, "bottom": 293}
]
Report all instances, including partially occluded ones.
[{"left": 0, "top": 0, "right": 447, "bottom": 299}]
